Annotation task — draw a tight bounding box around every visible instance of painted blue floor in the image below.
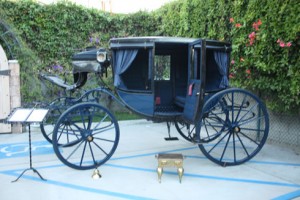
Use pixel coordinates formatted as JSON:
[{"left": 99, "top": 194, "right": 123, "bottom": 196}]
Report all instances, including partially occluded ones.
[{"left": 0, "top": 120, "right": 300, "bottom": 200}]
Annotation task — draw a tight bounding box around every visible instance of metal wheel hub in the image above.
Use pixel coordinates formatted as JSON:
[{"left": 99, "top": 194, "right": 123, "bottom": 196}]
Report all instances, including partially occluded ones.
[
  {"left": 87, "top": 135, "right": 94, "bottom": 142},
  {"left": 228, "top": 122, "right": 241, "bottom": 133},
  {"left": 233, "top": 126, "right": 241, "bottom": 133},
  {"left": 83, "top": 130, "right": 94, "bottom": 142}
]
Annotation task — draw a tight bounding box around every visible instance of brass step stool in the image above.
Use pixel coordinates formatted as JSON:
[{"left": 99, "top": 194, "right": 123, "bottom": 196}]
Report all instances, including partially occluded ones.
[{"left": 156, "top": 153, "right": 184, "bottom": 183}]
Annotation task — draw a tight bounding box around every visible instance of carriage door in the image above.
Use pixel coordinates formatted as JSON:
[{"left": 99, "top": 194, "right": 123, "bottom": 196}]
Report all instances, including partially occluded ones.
[{"left": 182, "top": 40, "right": 206, "bottom": 123}]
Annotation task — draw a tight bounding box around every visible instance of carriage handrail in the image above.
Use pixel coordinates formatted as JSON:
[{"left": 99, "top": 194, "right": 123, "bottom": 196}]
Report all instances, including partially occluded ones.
[{"left": 79, "top": 86, "right": 126, "bottom": 108}]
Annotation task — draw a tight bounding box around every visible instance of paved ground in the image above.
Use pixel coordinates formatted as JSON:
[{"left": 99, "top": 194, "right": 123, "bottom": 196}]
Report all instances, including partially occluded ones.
[{"left": 0, "top": 119, "right": 300, "bottom": 200}]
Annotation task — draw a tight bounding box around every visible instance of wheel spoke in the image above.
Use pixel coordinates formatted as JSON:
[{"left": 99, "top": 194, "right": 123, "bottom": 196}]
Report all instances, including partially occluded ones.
[
  {"left": 238, "top": 114, "right": 265, "bottom": 127},
  {"left": 79, "top": 141, "right": 88, "bottom": 167},
  {"left": 236, "top": 133, "right": 250, "bottom": 157},
  {"left": 57, "top": 124, "right": 67, "bottom": 141},
  {"left": 89, "top": 142, "right": 97, "bottom": 165},
  {"left": 220, "top": 132, "right": 232, "bottom": 162},
  {"left": 65, "top": 140, "right": 85, "bottom": 160},
  {"left": 92, "top": 125, "right": 115, "bottom": 135},
  {"left": 233, "top": 133, "right": 236, "bottom": 163},
  {"left": 93, "top": 137, "right": 115, "bottom": 143},
  {"left": 203, "top": 117, "right": 226, "bottom": 130},
  {"left": 93, "top": 114, "right": 109, "bottom": 130},
  {"left": 92, "top": 141, "right": 109, "bottom": 155},
  {"left": 238, "top": 102, "right": 259, "bottom": 124},
  {"left": 240, "top": 127, "right": 265, "bottom": 132},
  {"left": 234, "top": 93, "right": 248, "bottom": 123},
  {"left": 207, "top": 130, "right": 230, "bottom": 154},
  {"left": 79, "top": 109, "right": 87, "bottom": 130},
  {"left": 231, "top": 92, "right": 234, "bottom": 123},
  {"left": 238, "top": 131, "right": 260, "bottom": 146}
]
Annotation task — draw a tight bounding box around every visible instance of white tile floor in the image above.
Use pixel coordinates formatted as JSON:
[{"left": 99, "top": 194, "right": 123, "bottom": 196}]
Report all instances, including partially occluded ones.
[{"left": 0, "top": 120, "right": 300, "bottom": 200}]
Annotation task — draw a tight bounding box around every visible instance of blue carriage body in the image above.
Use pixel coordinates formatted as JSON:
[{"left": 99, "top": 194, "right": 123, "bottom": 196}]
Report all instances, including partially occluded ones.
[{"left": 109, "top": 37, "right": 231, "bottom": 123}]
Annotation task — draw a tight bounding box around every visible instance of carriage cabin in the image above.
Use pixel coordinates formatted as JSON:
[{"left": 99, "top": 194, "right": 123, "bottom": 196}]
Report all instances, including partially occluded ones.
[{"left": 109, "top": 37, "right": 231, "bottom": 123}]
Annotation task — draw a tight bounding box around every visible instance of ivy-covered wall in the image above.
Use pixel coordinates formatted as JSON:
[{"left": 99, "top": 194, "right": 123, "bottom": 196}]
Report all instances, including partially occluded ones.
[{"left": 0, "top": 0, "right": 299, "bottom": 113}]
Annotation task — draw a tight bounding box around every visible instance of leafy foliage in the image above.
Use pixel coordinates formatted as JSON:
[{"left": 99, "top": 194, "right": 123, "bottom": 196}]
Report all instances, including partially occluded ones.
[
  {"left": 157, "top": 0, "right": 300, "bottom": 113},
  {"left": 0, "top": 0, "right": 299, "bottom": 113},
  {"left": 0, "top": 0, "right": 159, "bottom": 102}
]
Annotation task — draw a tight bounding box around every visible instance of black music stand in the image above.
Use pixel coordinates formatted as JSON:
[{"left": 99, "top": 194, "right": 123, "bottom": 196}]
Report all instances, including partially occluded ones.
[{"left": 7, "top": 108, "right": 48, "bottom": 182}]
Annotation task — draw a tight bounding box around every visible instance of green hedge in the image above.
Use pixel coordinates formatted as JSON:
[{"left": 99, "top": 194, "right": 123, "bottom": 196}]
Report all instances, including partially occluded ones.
[
  {"left": 0, "top": 0, "right": 159, "bottom": 102},
  {"left": 157, "top": 0, "right": 300, "bottom": 113},
  {"left": 0, "top": 0, "right": 299, "bottom": 113}
]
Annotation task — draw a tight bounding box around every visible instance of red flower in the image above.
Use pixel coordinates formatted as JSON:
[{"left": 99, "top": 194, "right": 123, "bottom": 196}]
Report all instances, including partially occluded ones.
[
  {"left": 277, "top": 39, "right": 292, "bottom": 47},
  {"left": 248, "top": 32, "right": 256, "bottom": 45},
  {"left": 246, "top": 69, "right": 251, "bottom": 74},
  {"left": 235, "top": 23, "right": 242, "bottom": 28},
  {"left": 231, "top": 60, "right": 235, "bottom": 65},
  {"left": 248, "top": 32, "right": 256, "bottom": 39},
  {"left": 252, "top": 23, "right": 259, "bottom": 31},
  {"left": 240, "top": 57, "right": 245, "bottom": 62},
  {"left": 257, "top": 19, "right": 262, "bottom": 25},
  {"left": 230, "top": 18, "right": 234, "bottom": 23},
  {"left": 252, "top": 19, "right": 262, "bottom": 31},
  {"left": 229, "top": 73, "right": 235, "bottom": 79}
]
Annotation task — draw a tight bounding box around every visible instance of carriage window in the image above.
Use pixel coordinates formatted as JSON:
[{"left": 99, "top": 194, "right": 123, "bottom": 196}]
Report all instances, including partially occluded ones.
[
  {"left": 120, "top": 49, "right": 150, "bottom": 91},
  {"left": 154, "top": 55, "right": 171, "bottom": 80}
]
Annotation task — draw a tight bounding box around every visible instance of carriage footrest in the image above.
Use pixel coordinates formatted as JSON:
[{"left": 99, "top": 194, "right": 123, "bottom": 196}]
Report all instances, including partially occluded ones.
[
  {"left": 156, "top": 153, "right": 184, "bottom": 183},
  {"left": 154, "top": 105, "right": 182, "bottom": 116}
]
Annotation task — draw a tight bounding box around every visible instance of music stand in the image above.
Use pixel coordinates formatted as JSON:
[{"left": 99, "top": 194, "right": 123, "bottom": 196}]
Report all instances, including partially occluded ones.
[{"left": 7, "top": 108, "right": 49, "bottom": 182}]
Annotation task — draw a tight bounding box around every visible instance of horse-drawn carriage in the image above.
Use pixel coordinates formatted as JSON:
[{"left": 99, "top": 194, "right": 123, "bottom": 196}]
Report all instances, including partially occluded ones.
[{"left": 40, "top": 36, "right": 269, "bottom": 170}]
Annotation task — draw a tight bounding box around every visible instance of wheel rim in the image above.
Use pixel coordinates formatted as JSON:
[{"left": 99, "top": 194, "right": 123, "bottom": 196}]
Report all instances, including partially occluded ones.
[
  {"left": 199, "top": 88, "right": 269, "bottom": 166},
  {"left": 52, "top": 102, "right": 119, "bottom": 170}
]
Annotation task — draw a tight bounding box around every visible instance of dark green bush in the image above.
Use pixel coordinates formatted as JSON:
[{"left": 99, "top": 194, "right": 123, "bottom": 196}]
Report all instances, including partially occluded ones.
[{"left": 0, "top": 0, "right": 299, "bottom": 113}]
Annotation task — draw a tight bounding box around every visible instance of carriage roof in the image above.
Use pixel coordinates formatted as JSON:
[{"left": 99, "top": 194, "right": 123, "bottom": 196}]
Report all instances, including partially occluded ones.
[{"left": 110, "top": 36, "right": 230, "bottom": 50}]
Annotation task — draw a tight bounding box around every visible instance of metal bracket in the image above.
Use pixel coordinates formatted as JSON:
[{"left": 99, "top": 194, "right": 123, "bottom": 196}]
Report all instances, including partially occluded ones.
[
  {"left": 0, "top": 118, "right": 7, "bottom": 123},
  {"left": 0, "top": 69, "right": 10, "bottom": 76}
]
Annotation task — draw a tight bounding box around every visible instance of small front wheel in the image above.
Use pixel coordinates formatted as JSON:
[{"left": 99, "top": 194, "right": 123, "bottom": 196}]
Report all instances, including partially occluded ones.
[{"left": 52, "top": 102, "right": 119, "bottom": 170}]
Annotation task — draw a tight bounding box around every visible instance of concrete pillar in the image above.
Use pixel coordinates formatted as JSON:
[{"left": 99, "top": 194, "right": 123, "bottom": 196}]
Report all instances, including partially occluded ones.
[{"left": 9, "top": 60, "right": 22, "bottom": 133}]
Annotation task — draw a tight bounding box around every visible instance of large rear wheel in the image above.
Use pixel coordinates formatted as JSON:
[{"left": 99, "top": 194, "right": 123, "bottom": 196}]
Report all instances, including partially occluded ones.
[{"left": 199, "top": 88, "right": 269, "bottom": 166}]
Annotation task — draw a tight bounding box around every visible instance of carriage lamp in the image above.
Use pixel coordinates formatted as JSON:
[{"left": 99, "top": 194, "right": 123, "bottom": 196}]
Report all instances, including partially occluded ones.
[
  {"left": 92, "top": 168, "right": 102, "bottom": 179},
  {"left": 156, "top": 153, "right": 184, "bottom": 183},
  {"left": 96, "top": 48, "right": 107, "bottom": 63}
]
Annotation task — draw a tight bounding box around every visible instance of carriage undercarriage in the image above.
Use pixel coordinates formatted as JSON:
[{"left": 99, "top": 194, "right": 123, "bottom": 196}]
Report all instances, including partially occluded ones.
[{"left": 39, "top": 37, "right": 269, "bottom": 170}]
